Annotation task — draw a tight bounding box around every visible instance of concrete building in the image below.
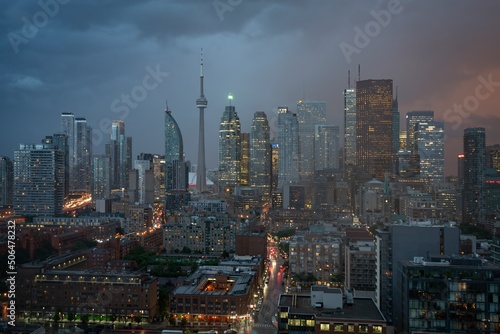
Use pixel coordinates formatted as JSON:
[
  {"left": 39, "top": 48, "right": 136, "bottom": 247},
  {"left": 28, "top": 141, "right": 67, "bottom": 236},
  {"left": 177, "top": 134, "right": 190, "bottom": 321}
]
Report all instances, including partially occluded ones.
[
  {"left": 375, "top": 224, "right": 460, "bottom": 326},
  {"left": 164, "top": 213, "right": 236, "bottom": 255},
  {"left": 169, "top": 266, "right": 258, "bottom": 325},
  {"left": 398, "top": 256, "right": 500, "bottom": 333},
  {"left": 278, "top": 286, "right": 386, "bottom": 334},
  {"left": 18, "top": 261, "right": 158, "bottom": 323},
  {"left": 289, "top": 234, "right": 342, "bottom": 285}
]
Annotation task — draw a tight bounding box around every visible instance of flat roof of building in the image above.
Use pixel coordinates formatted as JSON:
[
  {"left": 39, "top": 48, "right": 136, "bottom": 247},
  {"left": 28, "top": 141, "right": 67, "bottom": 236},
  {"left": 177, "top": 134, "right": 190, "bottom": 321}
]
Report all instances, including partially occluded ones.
[{"left": 279, "top": 295, "right": 385, "bottom": 322}]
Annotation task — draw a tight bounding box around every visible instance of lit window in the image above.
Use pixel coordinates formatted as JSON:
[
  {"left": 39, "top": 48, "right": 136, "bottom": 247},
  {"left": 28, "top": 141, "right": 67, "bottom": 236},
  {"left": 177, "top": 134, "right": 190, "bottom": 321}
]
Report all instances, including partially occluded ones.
[
  {"left": 373, "top": 325, "right": 383, "bottom": 333},
  {"left": 348, "top": 324, "right": 355, "bottom": 332},
  {"left": 334, "top": 324, "right": 343, "bottom": 331},
  {"left": 320, "top": 323, "right": 330, "bottom": 331}
]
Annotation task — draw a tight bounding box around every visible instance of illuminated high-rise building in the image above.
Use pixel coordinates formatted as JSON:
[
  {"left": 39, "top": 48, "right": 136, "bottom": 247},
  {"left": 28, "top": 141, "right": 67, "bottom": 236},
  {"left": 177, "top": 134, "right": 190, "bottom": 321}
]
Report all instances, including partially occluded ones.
[
  {"left": 218, "top": 95, "right": 241, "bottom": 192},
  {"left": 13, "top": 143, "right": 65, "bottom": 216},
  {"left": 74, "top": 118, "right": 92, "bottom": 192},
  {"left": 399, "top": 130, "right": 407, "bottom": 151},
  {"left": 106, "top": 120, "right": 132, "bottom": 191},
  {"left": 463, "top": 127, "right": 486, "bottom": 225},
  {"left": 42, "top": 134, "right": 69, "bottom": 199},
  {"left": 415, "top": 121, "right": 445, "bottom": 182},
  {"left": 91, "top": 155, "right": 111, "bottom": 201},
  {"left": 60, "top": 112, "right": 75, "bottom": 188},
  {"left": 164, "top": 103, "right": 189, "bottom": 210},
  {"left": 392, "top": 93, "right": 400, "bottom": 153},
  {"left": 405, "top": 110, "right": 434, "bottom": 153},
  {"left": 240, "top": 133, "right": 250, "bottom": 187},
  {"left": 344, "top": 86, "right": 357, "bottom": 167},
  {"left": 0, "top": 157, "right": 13, "bottom": 206},
  {"left": 196, "top": 51, "right": 208, "bottom": 193},
  {"left": 356, "top": 79, "right": 393, "bottom": 179},
  {"left": 314, "top": 124, "right": 340, "bottom": 170},
  {"left": 486, "top": 144, "right": 500, "bottom": 172},
  {"left": 250, "top": 111, "right": 271, "bottom": 198},
  {"left": 297, "top": 100, "right": 326, "bottom": 178},
  {"left": 271, "top": 142, "right": 279, "bottom": 192},
  {"left": 278, "top": 107, "right": 299, "bottom": 188}
]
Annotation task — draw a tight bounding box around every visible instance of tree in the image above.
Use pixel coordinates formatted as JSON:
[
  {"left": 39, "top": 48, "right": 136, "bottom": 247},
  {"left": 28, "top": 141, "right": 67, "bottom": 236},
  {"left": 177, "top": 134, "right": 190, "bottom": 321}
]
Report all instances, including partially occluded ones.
[
  {"left": 53, "top": 311, "right": 61, "bottom": 327},
  {"left": 81, "top": 314, "right": 89, "bottom": 328},
  {"left": 67, "top": 312, "right": 75, "bottom": 324},
  {"left": 180, "top": 316, "right": 187, "bottom": 329},
  {"left": 134, "top": 315, "right": 142, "bottom": 325}
]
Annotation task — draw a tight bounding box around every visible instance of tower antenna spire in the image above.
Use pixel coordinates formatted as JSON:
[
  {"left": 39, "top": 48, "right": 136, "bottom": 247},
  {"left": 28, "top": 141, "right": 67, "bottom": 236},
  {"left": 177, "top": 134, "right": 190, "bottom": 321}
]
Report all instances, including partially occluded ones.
[
  {"left": 196, "top": 48, "right": 208, "bottom": 193},
  {"left": 348, "top": 70, "right": 351, "bottom": 88},
  {"left": 358, "top": 64, "right": 360, "bottom": 81},
  {"left": 200, "top": 48, "right": 204, "bottom": 77}
]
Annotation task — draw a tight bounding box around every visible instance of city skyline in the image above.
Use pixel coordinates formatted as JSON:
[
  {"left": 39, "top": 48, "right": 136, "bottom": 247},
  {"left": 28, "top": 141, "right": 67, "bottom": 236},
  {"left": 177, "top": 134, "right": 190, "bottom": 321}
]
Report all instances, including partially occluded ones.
[{"left": 1, "top": 1, "right": 500, "bottom": 175}]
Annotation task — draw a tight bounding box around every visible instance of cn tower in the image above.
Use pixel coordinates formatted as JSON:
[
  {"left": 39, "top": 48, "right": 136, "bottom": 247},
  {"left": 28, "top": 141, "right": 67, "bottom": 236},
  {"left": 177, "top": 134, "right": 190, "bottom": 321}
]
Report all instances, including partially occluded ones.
[{"left": 196, "top": 49, "right": 207, "bottom": 193}]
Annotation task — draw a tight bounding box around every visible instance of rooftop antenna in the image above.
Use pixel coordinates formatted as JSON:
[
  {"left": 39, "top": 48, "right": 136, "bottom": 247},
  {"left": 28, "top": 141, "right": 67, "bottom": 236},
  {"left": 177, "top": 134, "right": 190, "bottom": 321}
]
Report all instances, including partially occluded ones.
[
  {"left": 165, "top": 99, "right": 170, "bottom": 113},
  {"left": 358, "top": 64, "right": 360, "bottom": 81},
  {"left": 348, "top": 70, "right": 351, "bottom": 88}
]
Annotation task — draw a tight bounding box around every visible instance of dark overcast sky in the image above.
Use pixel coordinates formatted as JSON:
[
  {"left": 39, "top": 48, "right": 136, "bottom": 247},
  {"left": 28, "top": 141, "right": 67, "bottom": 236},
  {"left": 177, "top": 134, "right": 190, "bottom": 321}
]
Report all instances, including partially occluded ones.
[{"left": 1, "top": 0, "right": 500, "bottom": 176}]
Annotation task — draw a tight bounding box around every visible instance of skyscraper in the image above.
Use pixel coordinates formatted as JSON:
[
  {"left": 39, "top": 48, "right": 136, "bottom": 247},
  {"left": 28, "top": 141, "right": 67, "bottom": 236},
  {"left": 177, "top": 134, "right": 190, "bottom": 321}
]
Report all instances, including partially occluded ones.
[
  {"left": 392, "top": 93, "right": 399, "bottom": 153},
  {"left": 61, "top": 112, "right": 75, "bottom": 188},
  {"left": 43, "top": 134, "right": 69, "bottom": 199},
  {"left": 130, "top": 159, "right": 154, "bottom": 205},
  {"left": 218, "top": 96, "right": 241, "bottom": 192},
  {"left": 250, "top": 111, "right": 271, "bottom": 198},
  {"left": 297, "top": 100, "right": 327, "bottom": 178},
  {"left": 240, "top": 133, "right": 250, "bottom": 187},
  {"left": 271, "top": 142, "right": 279, "bottom": 192},
  {"left": 486, "top": 144, "right": 500, "bottom": 172},
  {"left": 165, "top": 103, "right": 189, "bottom": 210},
  {"left": 106, "top": 120, "right": 132, "bottom": 191},
  {"left": 405, "top": 110, "right": 434, "bottom": 153},
  {"left": 314, "top": 124, "right": 340, "bottom": 170},
  {"left": 356, "top": 79, "right": 393, "bottom": 179},
  {"left": 0, "top": 157, "right": 13, "bottom": 206},
  {"left": 196, "top": 51, "right": 208, "bottom": 193},
  {"left": 91, "top": 155, "right": 111, "bottom": 201},
  {"left": 74, "top": 118, "right": 92, "bottom": 192},
  {"left": 415, "top": 121, "right": 445, "bottom": 182},
  {"left": 344, "top": 88, "right": 357, "bottom": 167},
  {"left": 278, "top": 107, "right": 300, "bottom": 188},
  {"left": 463, "top": 127, "right": 486, "bottom": 225},
  {"left": 13, "top": 143, "right": 65, "bottom": 216}
]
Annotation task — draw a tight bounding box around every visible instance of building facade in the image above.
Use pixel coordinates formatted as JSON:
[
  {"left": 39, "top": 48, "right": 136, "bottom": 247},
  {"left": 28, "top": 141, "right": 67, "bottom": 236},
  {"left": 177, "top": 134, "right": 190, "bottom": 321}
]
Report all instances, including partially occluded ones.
[
  {"left": 0, "top": 156, "right": 13, "bottom": 206},
  {"left": 91, "top": 155, "right": 111, "bottom": 201},
  {"left": 415, "top": 121, "right": 445, "bottom": 182},
  {"left": 278, "top": 107, "right": 299, "bottom": 188},
  {"left": 250, "top": 112, "right": 271, "bottom": 199},
  {"left": 463, "top": 127, "right": 486, "bottom": 225},
  {"left": 218, "top": 102, "right": 241, "bottom": 192},
  {"left": 165, "top": 104, "right": 189, "bottom": 210},
  {"left": 405, "top": 110, "right": 434, "bottom": 154},
  {"left": 297, "top": 100, "right": 327, "bottom": 178},
  {"left": 356, "top": 79, "right": 393, "bottom": 179},
  {"left": 106, "top": 120, "right": 132, "bottom": 192},
  {"left": 13, "top": 144, "right": 65, "bottom": 216},
  {"left": 314, "top": 125, "right": 340, "bottom": 170},
  {"left": 344, "top": 88, "right": 357, "bottom": 167},
  {"left": 399, "top": 256, "right": 500, "bottom": 333}
]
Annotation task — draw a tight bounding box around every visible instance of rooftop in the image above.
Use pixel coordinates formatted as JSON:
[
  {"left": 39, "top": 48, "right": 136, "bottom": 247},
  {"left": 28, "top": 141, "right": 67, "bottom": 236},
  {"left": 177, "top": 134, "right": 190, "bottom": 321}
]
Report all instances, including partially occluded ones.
[{"left": 279, "top": 294, "right": 385, "bottom": 322}]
